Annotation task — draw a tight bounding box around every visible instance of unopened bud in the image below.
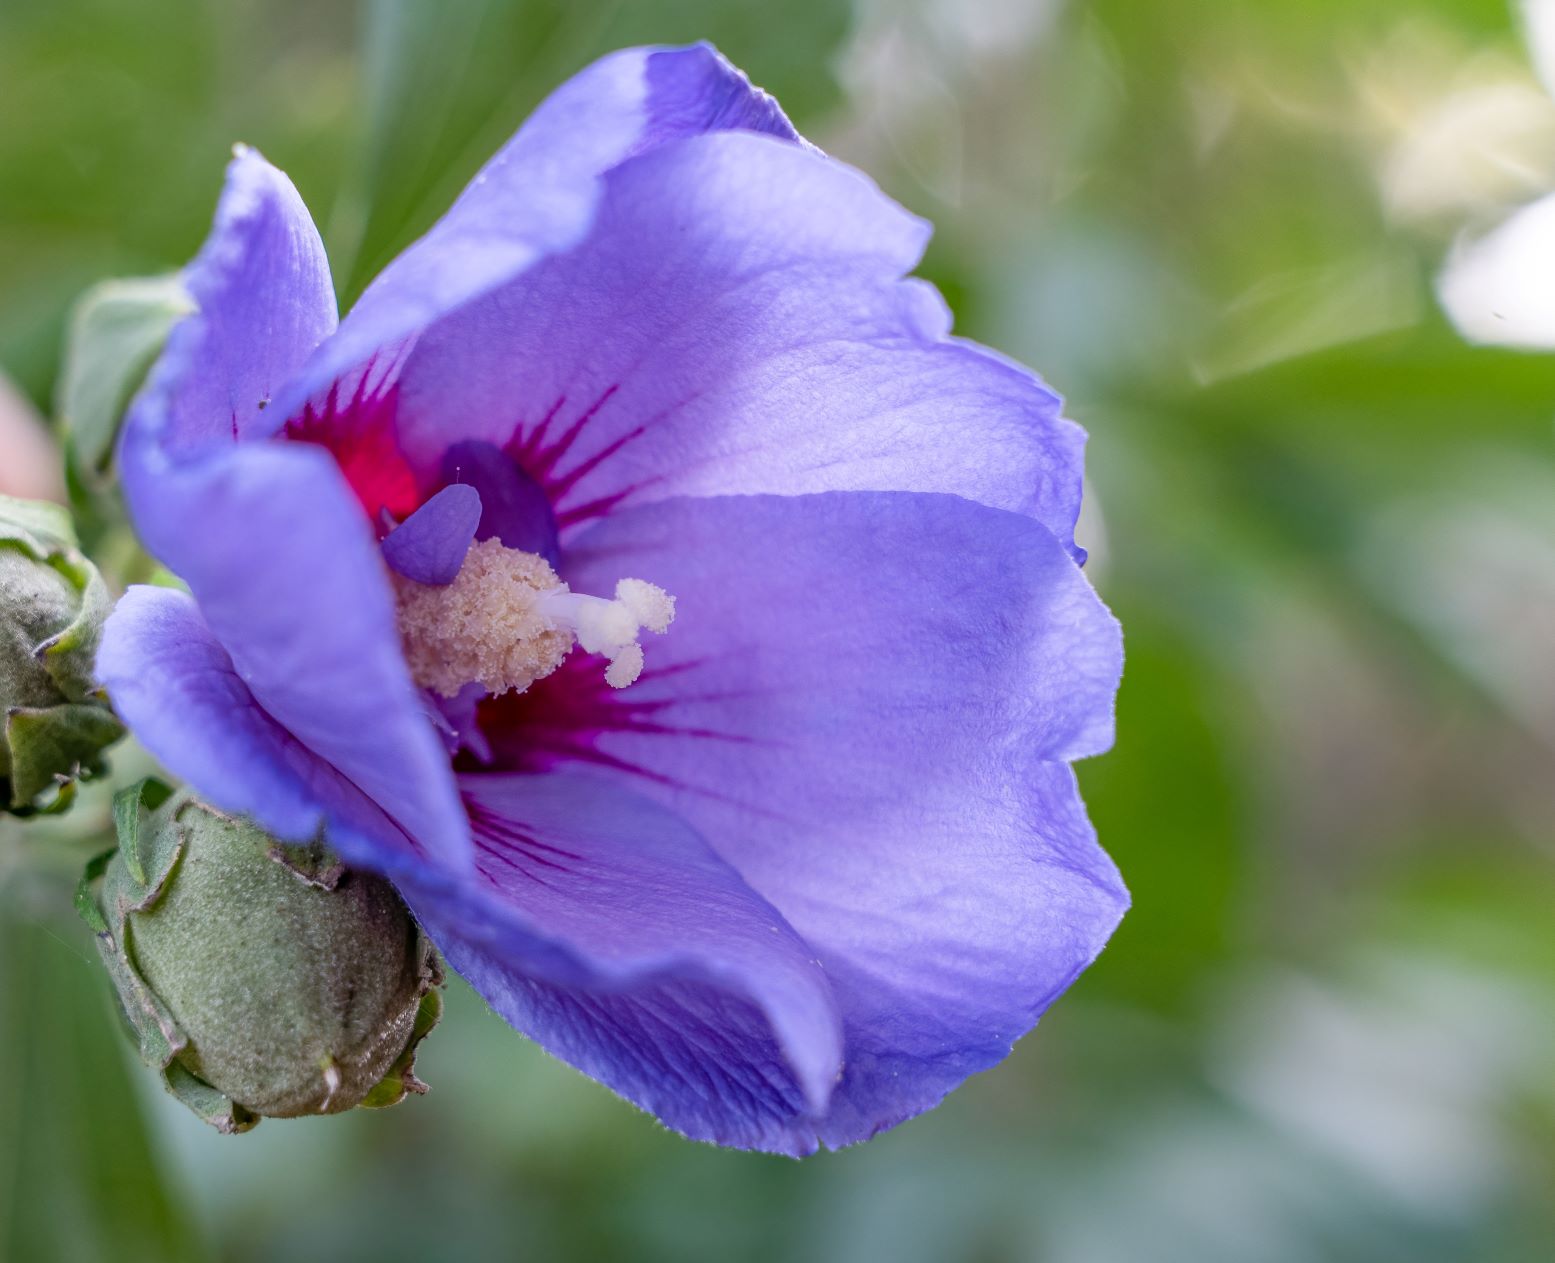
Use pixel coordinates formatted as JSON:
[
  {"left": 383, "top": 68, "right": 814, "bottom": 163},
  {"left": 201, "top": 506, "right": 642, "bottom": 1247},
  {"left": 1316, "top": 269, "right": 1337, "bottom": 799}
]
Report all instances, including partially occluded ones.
[
  {"left": 1, "top": 494, "right": 122, "bottom": 813},
  {"left": 79, "top": 781, "right": 442, "bottom": 1132}
]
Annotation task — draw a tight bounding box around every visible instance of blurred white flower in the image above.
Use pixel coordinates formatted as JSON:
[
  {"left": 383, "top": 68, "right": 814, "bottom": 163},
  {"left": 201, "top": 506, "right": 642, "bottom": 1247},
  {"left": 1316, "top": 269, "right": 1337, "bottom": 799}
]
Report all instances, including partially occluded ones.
[
  {"left": 1381, "top": 78, "right": 1555, "bottom": 222},
  {"left": 1438, "top": 1, "right": 1555, "bottom": 347},
  {"left": 1526, "top": 0, "right": 1555, "bottom": 96},
  {"left": 1349, "top": 16, "right": 1555, "bottom": 225},
  {"left": 1440, "top": 191, "right": 1555, "bottom": 348}
]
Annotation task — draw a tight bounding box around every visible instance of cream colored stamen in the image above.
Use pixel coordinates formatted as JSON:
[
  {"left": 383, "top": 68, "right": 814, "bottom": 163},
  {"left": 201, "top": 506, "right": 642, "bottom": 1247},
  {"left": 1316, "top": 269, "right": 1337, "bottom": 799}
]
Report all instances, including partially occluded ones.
[{"left": 393, "top": 537, "right": 674, "bottom": 698}]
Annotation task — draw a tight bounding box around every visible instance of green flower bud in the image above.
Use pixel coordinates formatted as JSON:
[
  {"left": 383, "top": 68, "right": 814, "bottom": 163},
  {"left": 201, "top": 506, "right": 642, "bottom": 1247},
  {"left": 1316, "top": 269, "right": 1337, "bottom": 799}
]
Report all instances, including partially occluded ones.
[
  {"left": 58, "top": 274, "right": 192, "bottom": 492},
  {"left": 79, "top": 781, "right": 443, "bottom": 1133},
  {"left": 0, "top": 494, "right": 123, "bottom": 813}
]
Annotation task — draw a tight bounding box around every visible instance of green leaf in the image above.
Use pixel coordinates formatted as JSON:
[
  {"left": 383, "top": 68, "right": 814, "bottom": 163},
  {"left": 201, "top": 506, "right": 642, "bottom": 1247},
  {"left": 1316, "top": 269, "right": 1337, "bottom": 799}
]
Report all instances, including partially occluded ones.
[{"left": 55, "top": 275, "right": 193, "bottom": 482}]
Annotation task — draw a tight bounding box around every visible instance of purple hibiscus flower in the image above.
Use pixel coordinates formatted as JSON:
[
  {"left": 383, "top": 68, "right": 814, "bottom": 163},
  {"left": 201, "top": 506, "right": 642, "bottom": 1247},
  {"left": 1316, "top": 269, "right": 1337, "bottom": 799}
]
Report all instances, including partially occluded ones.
[{"left": 95, "top": 43, "right": 1125, "bottom": 1154}]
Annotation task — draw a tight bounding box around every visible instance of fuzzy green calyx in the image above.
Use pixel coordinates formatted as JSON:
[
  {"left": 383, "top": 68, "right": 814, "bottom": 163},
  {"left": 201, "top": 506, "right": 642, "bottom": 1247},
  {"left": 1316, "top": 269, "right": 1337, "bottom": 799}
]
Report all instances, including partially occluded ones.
[
  {"left": 0, "top": 494, "right": 123, "bottom": 813},
  {"left": 80, "top": 781, "right": 443, "bottom": 1132}
]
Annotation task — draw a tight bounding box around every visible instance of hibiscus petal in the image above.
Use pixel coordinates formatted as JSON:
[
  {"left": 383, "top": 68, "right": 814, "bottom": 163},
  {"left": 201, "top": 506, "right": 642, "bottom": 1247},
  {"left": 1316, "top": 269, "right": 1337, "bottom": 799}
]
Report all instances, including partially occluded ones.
[
  {"left": 270, "top": 43, "right": 797, "bottom": 424},
  {"left": 95, "top": 586, "right": 421, "bottom": 871},
  {"left": 122, "top": 443, "right": 471, "bottom": 871},
  {"left": 153, "top": 145, "right": 337, "bottom": 454},
  {"left": 118, "top": 151, "right": 470, "bottom": 872},
  {"left": 382, "top": 482, "right": 481, "bottom": 584},
  {"left": 398, "top": 772, "right": 843, "bottom": 1154},
  {"left": 395, "top": 129, "right": 1086, "bottom": 555},
  {"left": 481, "top": 491, "right": 1125, "bottom": 1148}
]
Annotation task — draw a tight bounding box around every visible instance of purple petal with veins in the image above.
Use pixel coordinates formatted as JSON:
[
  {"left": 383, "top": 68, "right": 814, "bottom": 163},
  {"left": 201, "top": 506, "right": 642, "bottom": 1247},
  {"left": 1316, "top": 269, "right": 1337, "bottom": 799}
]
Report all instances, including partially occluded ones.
[{"left": 381, "top": 482, "right": 481, "bottom": 584}]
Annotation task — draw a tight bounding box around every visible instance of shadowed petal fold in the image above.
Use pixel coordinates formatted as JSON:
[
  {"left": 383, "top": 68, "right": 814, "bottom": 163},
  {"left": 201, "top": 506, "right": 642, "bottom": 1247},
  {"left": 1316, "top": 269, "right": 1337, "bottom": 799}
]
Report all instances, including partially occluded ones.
[
  {"left": 399, "top": 772, "right": 843, "bottom": 1153},
  {"left": 481, "top": 491, "right": 1126, "bottom": 1146}
]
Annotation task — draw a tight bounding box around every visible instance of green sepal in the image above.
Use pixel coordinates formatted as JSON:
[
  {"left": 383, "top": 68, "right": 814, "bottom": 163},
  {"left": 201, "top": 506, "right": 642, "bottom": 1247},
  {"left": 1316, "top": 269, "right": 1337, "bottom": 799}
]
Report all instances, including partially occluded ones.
[
  {"left": 359, "top": 967, "right": 445, "bottom": 1110},
  {"left": 4, "top": 703, "right": 124, "bottom": 809},
  {"left": 74, "top": 846, "right": 117, "bottom": 934},
  {"left": 92, "top": 784, "right": 188, "bottom": 1070},
  {"left": 80, "top": 781, "right": 263, "bottom": 1133},
  {"left": 56, "top": 274, "right": 193, "bottom": 484},
  {"left": 95, "top": 918, "right": 185, "bottom": 1072},
  {"left": 34, "top": 557, "right": 116, "bottom": 704},
  {"left": 268, "top": 834, "right": 346, "bottom": 891},
  {"left": 0, "top": 495, "right": 76, "bottom": 549},
  {"left": 4, "top": 777, "right": 79, "bottom": 819},
  {"left": 163, "top": 1062, "right": 260, "bottom": 1136},
  {"left": 112, "top": 777, "right": 175, "bottom": 887}
]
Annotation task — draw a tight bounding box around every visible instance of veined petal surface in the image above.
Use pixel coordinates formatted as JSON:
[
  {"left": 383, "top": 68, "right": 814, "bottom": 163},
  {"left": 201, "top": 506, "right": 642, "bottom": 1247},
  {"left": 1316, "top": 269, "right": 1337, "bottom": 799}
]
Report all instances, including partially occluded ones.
[
  {"left": 479, "top": 491, "right": 1126, "bottom": 1146},
  {"left": 400, "top": 772, "right": 843, "bottom": 1153},
  {"left": 396, "top": 131, "right": 1086, "bottom": 555}
]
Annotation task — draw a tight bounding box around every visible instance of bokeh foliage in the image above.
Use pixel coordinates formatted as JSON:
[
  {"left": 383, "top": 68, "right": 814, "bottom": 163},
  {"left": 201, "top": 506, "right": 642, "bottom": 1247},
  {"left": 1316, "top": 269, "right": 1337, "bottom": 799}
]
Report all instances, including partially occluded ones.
[{"left": 2, "top": 1, "right": 1553, "bottom": 1260}]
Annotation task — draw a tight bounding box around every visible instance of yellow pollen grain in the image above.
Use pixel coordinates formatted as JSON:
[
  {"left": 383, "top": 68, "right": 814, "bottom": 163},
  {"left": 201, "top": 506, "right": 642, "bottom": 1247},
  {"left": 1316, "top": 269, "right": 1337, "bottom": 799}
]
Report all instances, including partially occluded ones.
[{"left": 394, "top": 538, "right": 572, "bottom": 699}]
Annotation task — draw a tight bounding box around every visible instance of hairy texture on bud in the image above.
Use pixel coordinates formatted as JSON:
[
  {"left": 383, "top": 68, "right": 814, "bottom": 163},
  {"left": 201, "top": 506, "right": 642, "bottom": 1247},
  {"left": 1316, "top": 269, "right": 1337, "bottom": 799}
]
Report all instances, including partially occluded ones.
[
  {"left": 0, "top": 494, "right": 122, "bottom": 813},
  {"left": 80, "top": 781, "right": 442, "bottom": 1131}
]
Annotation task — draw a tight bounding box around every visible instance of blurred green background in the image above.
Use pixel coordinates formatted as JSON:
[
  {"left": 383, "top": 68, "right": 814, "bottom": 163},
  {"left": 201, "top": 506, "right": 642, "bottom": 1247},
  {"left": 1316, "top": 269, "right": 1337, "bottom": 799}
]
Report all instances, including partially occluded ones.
[{"left": 3, "top": 1, "right": 1554, "bottom": 1260}]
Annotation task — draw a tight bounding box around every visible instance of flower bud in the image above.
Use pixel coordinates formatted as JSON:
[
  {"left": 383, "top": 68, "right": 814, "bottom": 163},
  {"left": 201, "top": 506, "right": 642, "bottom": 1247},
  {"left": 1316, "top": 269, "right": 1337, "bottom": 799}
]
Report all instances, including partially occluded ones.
[
  {"left": 0, "top": 494, "right": 122, "bottom": 813},
  {"left": 56, "top": 274, "right": 192, "bottom": 496},
  {"left": 79, "top": 781, "right": 442, "bottom": 1132}
]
